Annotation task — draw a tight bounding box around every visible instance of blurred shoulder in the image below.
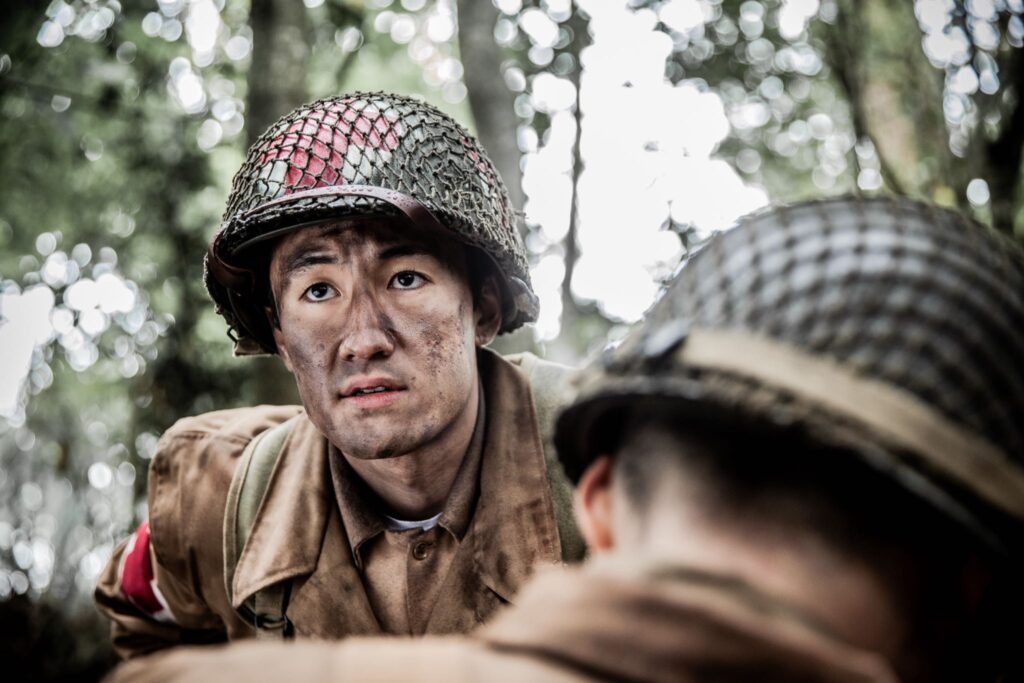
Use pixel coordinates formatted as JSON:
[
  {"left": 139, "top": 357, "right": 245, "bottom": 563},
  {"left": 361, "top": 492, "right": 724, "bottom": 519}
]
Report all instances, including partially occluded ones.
[
  {"left": 333, "top": 636, "right": 589, "bottom": 683},
  {"left": 161, "top": 405, "right": 304, "bottom": 447},
  {"left": 500, "top": 351, "right": 575, "bottom": 377},
  {"left": 498, "top": 351, "right": 576, "bottom": 413},
  {"left": 107, "top": 637, "right": 587, "bottom": 683}
]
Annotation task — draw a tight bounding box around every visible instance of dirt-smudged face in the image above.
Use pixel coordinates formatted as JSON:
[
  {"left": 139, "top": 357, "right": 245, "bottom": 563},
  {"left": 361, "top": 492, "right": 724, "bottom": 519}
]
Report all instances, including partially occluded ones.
[{"left": 267, "top": 216, "right": 500, "bottom": 459}]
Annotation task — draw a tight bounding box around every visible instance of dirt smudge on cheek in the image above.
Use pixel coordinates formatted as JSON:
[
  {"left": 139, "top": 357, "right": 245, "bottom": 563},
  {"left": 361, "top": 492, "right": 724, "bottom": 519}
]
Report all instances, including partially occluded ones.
[
  {"left": 421, "top": 322, "right": 447, "bottom": 378},
  {"left": 280, "top": 322, "right": 336, "bottom": 422},
  {"left": 418, "top": 307, "right": 468, "bottom": 381},
  {"left": 291, "top": 338, "right": 330, "bottom": 377}
]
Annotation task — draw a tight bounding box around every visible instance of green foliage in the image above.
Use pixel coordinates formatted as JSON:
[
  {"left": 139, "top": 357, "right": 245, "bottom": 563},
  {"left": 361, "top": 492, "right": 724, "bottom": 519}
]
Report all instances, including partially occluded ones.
[{"left": 1, "top": 1, "right": 1022, "bottom": 679}]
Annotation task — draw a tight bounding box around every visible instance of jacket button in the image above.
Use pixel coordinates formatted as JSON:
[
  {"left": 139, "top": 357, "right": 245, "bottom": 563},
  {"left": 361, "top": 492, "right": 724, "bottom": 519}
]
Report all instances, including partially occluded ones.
[{"left": 412, "top": 541, "right": 431, "bottom": 560}]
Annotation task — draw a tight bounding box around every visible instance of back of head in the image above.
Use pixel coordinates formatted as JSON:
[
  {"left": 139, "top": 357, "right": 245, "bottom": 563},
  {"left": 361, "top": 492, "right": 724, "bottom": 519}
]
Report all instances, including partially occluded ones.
[
  {"left": 560, "top": 196, "right": 1024, "bottom": 546},
  {"left": 556, "top": 196, "right": 1024, "bottom": 680}
]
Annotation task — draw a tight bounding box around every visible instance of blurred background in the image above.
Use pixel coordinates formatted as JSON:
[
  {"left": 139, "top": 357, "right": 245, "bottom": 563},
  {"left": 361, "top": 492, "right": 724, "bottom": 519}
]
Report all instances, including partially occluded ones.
[{"left": 1, "top": 0, "right": 1023, "bottom": 678}]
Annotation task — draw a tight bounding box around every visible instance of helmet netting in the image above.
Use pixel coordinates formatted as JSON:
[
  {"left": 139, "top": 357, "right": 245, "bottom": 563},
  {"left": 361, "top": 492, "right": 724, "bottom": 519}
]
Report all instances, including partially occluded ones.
[{"left": 207, "top": 92, "right": 536, "bottom": 349}]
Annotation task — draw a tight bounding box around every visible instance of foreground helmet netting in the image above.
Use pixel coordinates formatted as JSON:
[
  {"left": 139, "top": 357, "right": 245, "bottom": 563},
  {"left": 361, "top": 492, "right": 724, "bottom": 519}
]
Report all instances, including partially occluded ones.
[
  {"left": 206, "top": 92, "right": 537, "bottom": 354},
  {"left": 557, "top": 196, "right": 1024, "bottom": 547}
]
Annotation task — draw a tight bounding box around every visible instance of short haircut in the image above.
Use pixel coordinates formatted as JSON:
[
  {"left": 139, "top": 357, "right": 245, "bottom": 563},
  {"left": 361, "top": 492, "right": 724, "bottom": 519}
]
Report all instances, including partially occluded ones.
[
  {"left": 462, "top": 244, "right": 496, "bottom": 311},
  {"left": 613, "top": 410, "right": 974, "bottom": 560}
]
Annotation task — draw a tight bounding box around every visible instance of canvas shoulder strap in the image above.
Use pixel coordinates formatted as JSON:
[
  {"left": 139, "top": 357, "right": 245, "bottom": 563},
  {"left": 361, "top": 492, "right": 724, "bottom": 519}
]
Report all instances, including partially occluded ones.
[
  {"left": 504, "top": 352, "right": 586, "bottom": 563},
  {"left": 223, "top": 414, "right": 301, "bottom": 640}
]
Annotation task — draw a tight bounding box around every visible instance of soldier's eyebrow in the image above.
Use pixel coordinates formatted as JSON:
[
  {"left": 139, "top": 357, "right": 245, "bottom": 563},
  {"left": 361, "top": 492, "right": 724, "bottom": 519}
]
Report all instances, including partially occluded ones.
[
  {"left": 285, "top": 252, "right": 339, "bottom": 271},
  {"left": 276, "top": 250, "right": 341, "bottom": 291},
  {"left": 274, "top": 238, "right": 439, "bottom": 292},
  {"left": 378, "top": 243, "right": 432, "bottom": 261}
]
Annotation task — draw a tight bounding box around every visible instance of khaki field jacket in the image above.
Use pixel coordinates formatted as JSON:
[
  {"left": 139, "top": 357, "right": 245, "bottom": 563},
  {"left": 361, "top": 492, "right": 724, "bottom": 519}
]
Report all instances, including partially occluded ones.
[{"left": 95, "top": 350, "right": 581, "bottom": 658}]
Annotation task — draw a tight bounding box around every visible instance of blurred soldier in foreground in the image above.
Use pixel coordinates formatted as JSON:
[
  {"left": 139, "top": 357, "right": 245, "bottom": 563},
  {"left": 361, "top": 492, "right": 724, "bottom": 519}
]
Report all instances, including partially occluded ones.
[
  {"left": 109, "top": 197, "right": 1024, "bottom": 682},
  {"left": 95, "top": 92, "right": 583, "bottom": 656}
]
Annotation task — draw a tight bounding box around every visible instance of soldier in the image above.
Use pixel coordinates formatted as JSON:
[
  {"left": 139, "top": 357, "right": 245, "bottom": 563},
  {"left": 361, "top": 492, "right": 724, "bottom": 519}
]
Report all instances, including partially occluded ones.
[
  {"left": 95, "top": 92, "right": 584, "bottom": 656},
  {"left": 109, "top": 196, "right": 1022, "bottom": 682}
]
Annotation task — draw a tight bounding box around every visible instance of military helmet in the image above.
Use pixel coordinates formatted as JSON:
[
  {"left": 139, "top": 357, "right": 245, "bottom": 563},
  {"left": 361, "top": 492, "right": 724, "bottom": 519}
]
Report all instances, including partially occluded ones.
[
  {"left": 556, "top": 196, "right": 1024, "bottom": 549},
  {"left": 205, "top": 91, "right": 538, "bottom": 355}
]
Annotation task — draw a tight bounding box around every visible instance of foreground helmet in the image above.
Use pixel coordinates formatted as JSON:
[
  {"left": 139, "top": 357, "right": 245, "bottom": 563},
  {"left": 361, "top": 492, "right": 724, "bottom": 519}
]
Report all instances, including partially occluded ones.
[
  {"left": 205, "top": 92, "right": 538, "bottom": 355},
  {"left": 556, "top": 196, "right": 1024, "bottom": 550}
]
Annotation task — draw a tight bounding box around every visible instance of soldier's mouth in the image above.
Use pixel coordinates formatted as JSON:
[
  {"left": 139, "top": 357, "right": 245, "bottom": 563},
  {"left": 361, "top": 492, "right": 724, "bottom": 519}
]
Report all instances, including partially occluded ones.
[
  {"left": 343, "top": 388, "right": 406, "bottom": 409},
  {"left": 351, "top": 386, "right": 392, "bottom": 396},
  {"left": 341, "top": 377, "right": 407, "bottom": 407}
]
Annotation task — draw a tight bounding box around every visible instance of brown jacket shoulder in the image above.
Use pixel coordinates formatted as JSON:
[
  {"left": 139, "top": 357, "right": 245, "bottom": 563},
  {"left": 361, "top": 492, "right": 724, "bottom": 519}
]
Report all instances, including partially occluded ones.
[
  {"left": 149, "top": 406, "right": 303, "bottom": 578},
  {"left": 95, "top": 405, "right": 302, "bottom": 657}
]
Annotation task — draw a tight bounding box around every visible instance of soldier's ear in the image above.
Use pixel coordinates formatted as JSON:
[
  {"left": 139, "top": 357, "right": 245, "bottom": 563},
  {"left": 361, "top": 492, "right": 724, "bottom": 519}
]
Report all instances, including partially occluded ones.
[
  {"left": 268, "top": 308, "right": 295, "bottom": 373},
  {"left": 575, "top": 455, "right": 616, "bottom": 553},
  {"left": 474, "top": 276, "right": 502, "bottom": 346}
]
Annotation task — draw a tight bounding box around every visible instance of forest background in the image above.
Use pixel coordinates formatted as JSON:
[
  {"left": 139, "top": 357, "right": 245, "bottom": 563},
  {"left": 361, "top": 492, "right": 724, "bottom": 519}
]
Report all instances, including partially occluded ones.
[{"left": 1, "top": 0, "right": 1022, "bottom": 679}]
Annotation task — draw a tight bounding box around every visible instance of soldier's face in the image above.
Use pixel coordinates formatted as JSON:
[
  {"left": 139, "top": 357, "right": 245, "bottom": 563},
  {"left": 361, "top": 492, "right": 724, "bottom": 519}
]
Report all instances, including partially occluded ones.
[{"left": 267, "top": 217, "right": 501, "bottom": 459}]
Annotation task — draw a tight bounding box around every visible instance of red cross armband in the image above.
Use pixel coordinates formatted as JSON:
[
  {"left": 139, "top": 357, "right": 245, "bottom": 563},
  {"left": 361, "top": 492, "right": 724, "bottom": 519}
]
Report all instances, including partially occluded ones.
[{"left": 118, "top": 521, "right": 177, "bottom": 624}]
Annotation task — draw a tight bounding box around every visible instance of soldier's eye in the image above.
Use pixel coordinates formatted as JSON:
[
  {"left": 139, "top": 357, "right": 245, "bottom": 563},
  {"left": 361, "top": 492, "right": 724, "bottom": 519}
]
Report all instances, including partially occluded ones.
[
  {"left": 303, "top": 283, "right": 336, "bottom": 302},
  {"left": 390, "top": 271, "right": 427, "bottom": 290}
]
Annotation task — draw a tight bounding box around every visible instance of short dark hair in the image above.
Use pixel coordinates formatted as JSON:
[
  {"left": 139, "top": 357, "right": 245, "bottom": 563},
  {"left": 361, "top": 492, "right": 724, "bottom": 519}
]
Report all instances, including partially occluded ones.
[
  {"left": 462, "top": 244, "right": 498, "bottom": 313},
  {"left": 614, "top": 411, "right": 973, "bottom": 559}
]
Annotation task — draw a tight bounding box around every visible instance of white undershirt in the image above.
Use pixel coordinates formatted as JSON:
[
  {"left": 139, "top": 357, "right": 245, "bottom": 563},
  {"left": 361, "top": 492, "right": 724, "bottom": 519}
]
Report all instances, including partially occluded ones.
[{"left": 383, "top": 512, "right": 442, "bottom": 532}]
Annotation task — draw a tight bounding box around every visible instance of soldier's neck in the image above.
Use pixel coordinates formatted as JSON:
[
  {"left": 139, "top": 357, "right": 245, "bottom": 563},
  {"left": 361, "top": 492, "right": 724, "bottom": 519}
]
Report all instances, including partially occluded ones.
[
  {"left": 621, "top": 507, "right": 912, "bottom": 664},
  {"left": 342, "top": 383, "right": 480, "bottom": 521}
]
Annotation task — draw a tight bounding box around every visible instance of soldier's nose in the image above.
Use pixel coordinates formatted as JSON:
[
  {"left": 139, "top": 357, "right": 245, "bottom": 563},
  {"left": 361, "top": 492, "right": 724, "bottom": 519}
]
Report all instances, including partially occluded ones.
[{"left": 339, "top": 297, "right": 395, "bottom": 362}]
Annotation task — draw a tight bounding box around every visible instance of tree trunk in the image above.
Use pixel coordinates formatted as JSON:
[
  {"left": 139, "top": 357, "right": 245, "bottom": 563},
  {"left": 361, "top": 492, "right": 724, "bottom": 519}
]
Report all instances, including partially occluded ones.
[
  {"left": 247, "top": 0, "right": 310, "bottom": 143},
  {"left": 548, "top": 9, "right": 597, "bottom": 363},
  {"left": 559, "top": 12, "right": 587, "bottom": 348},
  {"left": 826, "top": 0, "right": 956, "bottom": 202},
  {"left": 457, "top": 0, "right": 524, "bottom": 215},
  {"left": 979, "top": 20, "right": 1024, "bottom": 236},
  {"left": 245, "top": 0, "right": 309, "bottom": 404},
  {"left": 825, "top": 1, "right": 902, "bottom": 194}
]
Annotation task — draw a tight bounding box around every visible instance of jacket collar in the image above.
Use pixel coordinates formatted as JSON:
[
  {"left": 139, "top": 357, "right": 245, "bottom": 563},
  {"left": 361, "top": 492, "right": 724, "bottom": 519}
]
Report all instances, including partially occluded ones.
[{"left": 231, "top": 348, "right": 562, "bottom": 611}]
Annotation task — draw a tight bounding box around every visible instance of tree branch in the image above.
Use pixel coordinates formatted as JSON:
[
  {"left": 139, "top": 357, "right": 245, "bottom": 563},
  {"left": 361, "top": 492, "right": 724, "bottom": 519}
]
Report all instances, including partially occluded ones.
[
  {"left": 984, "top": 43, "right": 1024, "bottom": 235},
  {"left": 826, "top": 0, "right": 906, "bottom": 195},
  {"left": 559, "top": 10, "right": 588, "bottom": 338}
]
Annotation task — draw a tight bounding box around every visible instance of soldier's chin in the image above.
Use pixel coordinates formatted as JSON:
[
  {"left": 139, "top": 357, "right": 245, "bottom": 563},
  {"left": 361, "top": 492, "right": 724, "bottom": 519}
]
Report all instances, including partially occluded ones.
[
  {"left": 334, "top": 434, "right": 421, "bottom": 460},
  {"left": 344, "top": 446, "right": 405, "bottom": 460}
]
